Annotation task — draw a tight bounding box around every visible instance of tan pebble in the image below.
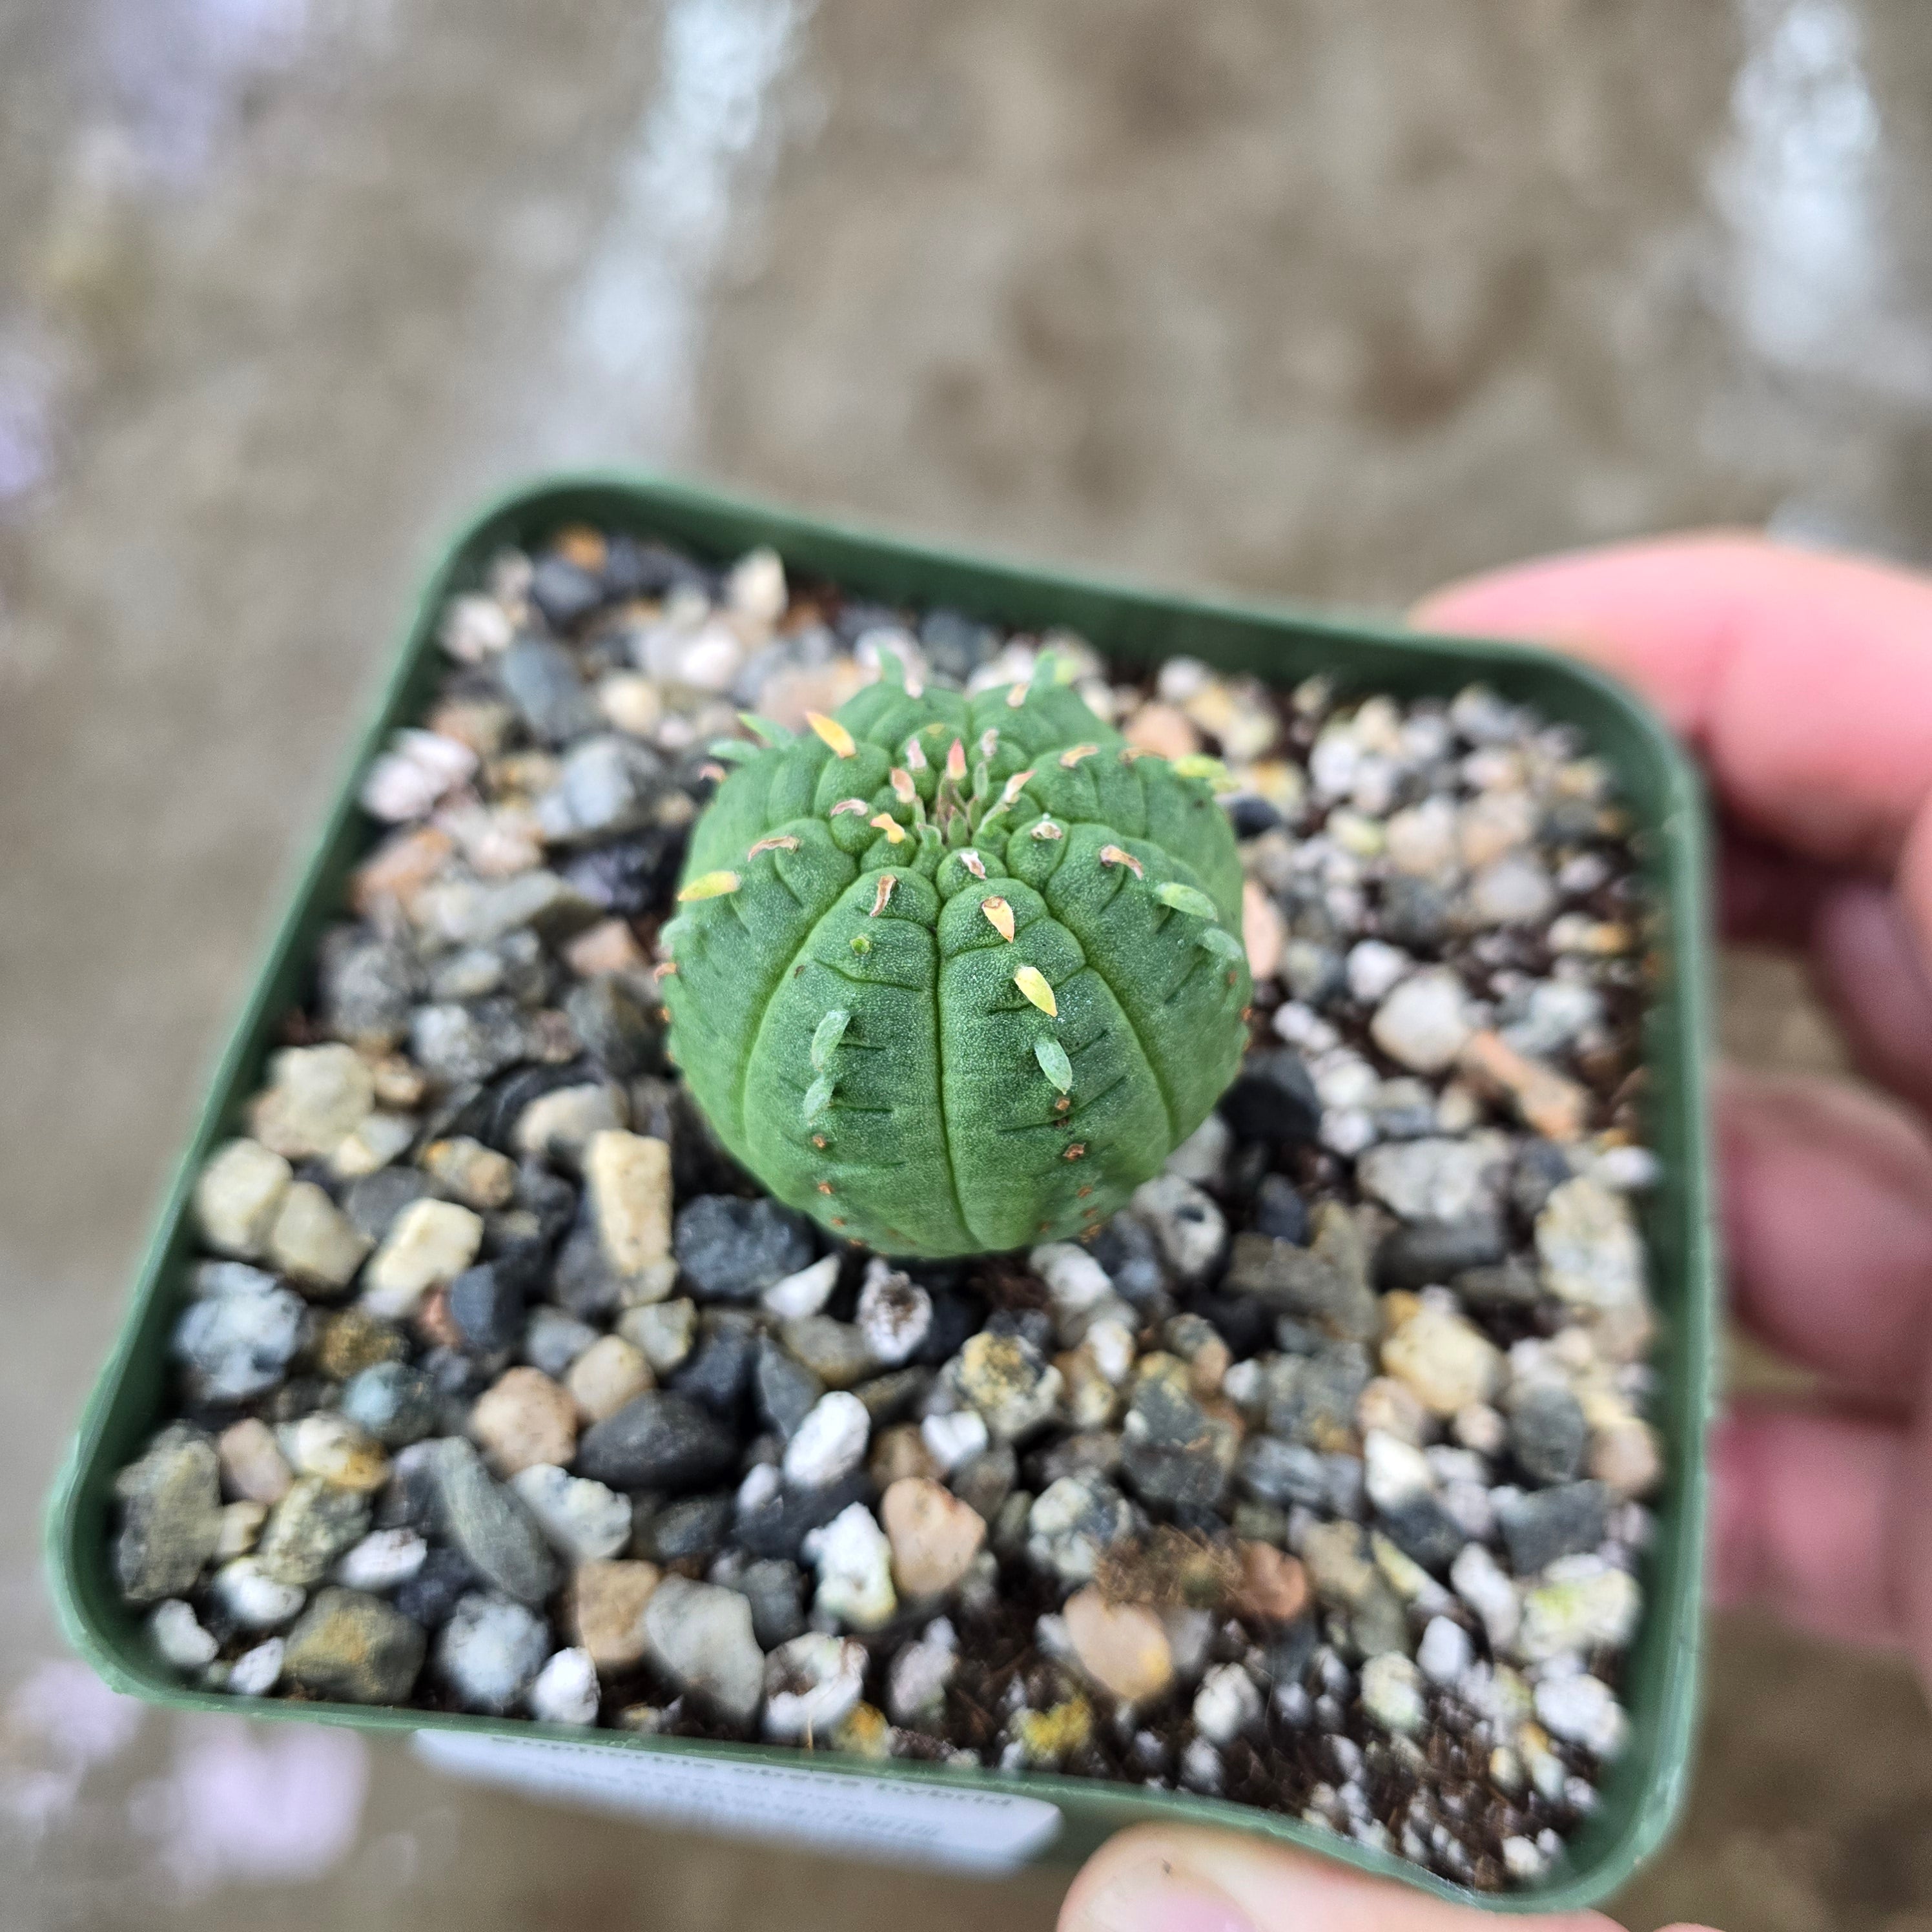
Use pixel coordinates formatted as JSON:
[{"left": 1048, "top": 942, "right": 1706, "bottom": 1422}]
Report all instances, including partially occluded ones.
[
  {"left": 868, "top": 1423, "right": 941, "bottom": 1490},
  {"left": 756, "top": 661, "right": 867, "bottom": 732},
  {"left": 327, "top": 1113, "right": 418, "bottom": 1179},
  {"left": 569, "top": 1559, "right": 663, "bottom": 1669},
  {"left": 1063, "top": 1585, "right": 1175, "bottom": 1702},
  {"left": 368, "top": 1056, "right": 429, "bottom": 1111},
  {"left": 1187, "top": 1335, "right": 1231, "bottom": 1400},
  {"left": 1458, "top": 1031, "right": 1591, "bottom": 1143},
  {"left": 880, "top": 1477, "right": 987, "bottom": 1598},
  {"left": 421, "top": 1136, "right": 517, "bottom": 1210},
  {"left": 427, "top": 696, "right": 513, "bottom": 756},
  {"left": 1459, "top": 790, "right": 1536, "bottom": 868},
  {"left": 1234, "top": 1541, "right": 1310, "bottom": 1623},
  {"left": 1452, "top": 1402, "right": 1508, "bottom": 1455},
  {"left": 1382, "top": 1305, "right": 1503, "bottom": 1415},
  {"left": 1058, "top": 1347, "right": 1123, "bottom": 1430},
  {"left": 361, "top": 1198, "right": 483, "bottom": 1319},
  {"left": 193, "top": 1139, "right": 293, "bottom": 1259},
  {"left": 218, "top": 1419, "right": 293, "bottom": 1505},
  {"left": 249, "top": 1045, "right": 375, "bottom": 1162},
  {"left": 832, "top": 1702, "right": 892, "bottom": 1758},
  {"left": 313, "top": 1308, "right": 408, "bottom": 1379},
  {"left": 564, "top": 918, "right": 649, "bottom": 978},
  {"left": 470, "top": 1366, "right": 579, "bottom": 1477},
  {"left": 413, "top": 1283, "right": 464, "bottom": 1352},
  {"left": 349, "top": 826, "right": 455, "bottom": 920},
  {"left": 266, "top": 1180, "right": 373, "bottom": 1292},
  {"left": 555, "top": 525, "right": 606, "bottom": 571},
  {"left": 1242, "top": 879, "right": 1286, "bottom": 981},
  {"left": 565, "top": 1335, "right": 654, "bottom": 1423},
  {"left": 1357, "top": 1375, "right": 1428, "bottom": 1446},
  {"left": 287, "top": 1413, "right": 391, "bottom": 1493},
  {"left": 1589, "top": 1418, "right": 1663, "bottom": 1497},
  {"left": 1123, "top": 702, "right": 1201, "bottom": 761},
  {"left": 597, "top": 672, "right": 663, "bottom": 738},
  {"left": 584, "top": 1131, "right": 673, "bottom": 1280},
  {"left": 216, "top": 1500, "right": 268, "bottom": 1559},
  {"left": 516, "top": 1084, "right": 629, "bottom": 1169}
]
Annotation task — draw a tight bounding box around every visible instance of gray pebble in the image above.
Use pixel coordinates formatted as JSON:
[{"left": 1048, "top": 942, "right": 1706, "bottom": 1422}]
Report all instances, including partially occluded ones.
[
  {"left": 501, "top": 637, "right": 601, "bottom": 743},
  {"left": 522, "top": 1306, "right": 599, "bottom": 1378},
  {"left": 1508, "top": 1382, "right": 1588, "bottom": 1487},
  {"left": 1498, "top": 1481, "right": 1610, "bottom": 1575},
  {"left": 640, "top": 1493, "right": 734, "bottom": 1564},
  {"left": 674, "top": 1196, "right": 816, "bottom": 1302},
  {"left": 1375, "top": 1218, "right": 1506, "bottom": 1291},
  {"left": 575, "top": 1392, "right": 740, "bottom": 1492},
  {"left": 344, "top": 1167, "right": 439, "bottom": 1245},
  {"left": 113, "top": 1424, "right": 222, "bottom": 1603},
  {"left": 754, "top": 1335, "right": 824, "bottom": 1440},
  {"left": 447, "top": 1261, "right": 526, "bottom": 1355},
  {"left": 433, "top": 1437, "right": 559, "bottom": 1605},
  {"left": 1118, "top": 1375, "right": 1237, "bottom": 1510},
  {"left": 341, "top": 1362, "right": 440, "bottom": 1447},
  {"left": 734, "top": 1558, "right": 807, "bottom": 1649}
]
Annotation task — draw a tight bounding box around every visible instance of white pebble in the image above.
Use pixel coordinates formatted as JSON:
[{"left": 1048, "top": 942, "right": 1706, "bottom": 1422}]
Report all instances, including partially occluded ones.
[
  {"left": 855, "top": 1259, "right": 932, "bottom": 1367},
  {"left": 762, "top": 1255, "right": 840, "bottom": 1320},
  {"left": 804, "top": 1503, "right": 898, "bottom": 1631},
  {"left": 921, "top": 1409, "right": 989, "bottom": 1474},
  {"left": 1533, "top": 1673, "right": 1629, "bottom": 1758},
  {"left": 528, "top": 1647, "right": 601, "bottom": 1726},
  {"left": 1346, "top": 940, "right": 1412, "bottom": 1004},
  {"left": 1370, "top": 969, "right": 1474, "bottom": 1074},
  {"left": 784, "top": 1392, "right": 871, "bottom": 1490},
  {"left": 1450, "top": 1543, "right": 1520, "bottom": 1650},
  {"left": 228, "top": 1638, "right": 286, "bottom": 1697},
  {"left": 334, "top": 1528, "right": 429, "bottom": 1592},
  {"left": 1191, "top": 1663, "right": 1261, "bottom": 1745},
  {"left": 1360, "top": 1652, "right": 1427, "bottom": 1734},
  {"left": 509, "top": 1464, "right": 633, "bottom": 1561},
  {"left": 1417, "top": 1616, "right": 1474, "bottom": 1686},
  {"left": 212, "top": 1557, "right": 306, "bottom": 1630},
  {"left": 149, "top": 1600, "right": 219, "bottom": 1671},
  {"left": 763, "top": 1632, "right": 868, "bottom": 1740}
]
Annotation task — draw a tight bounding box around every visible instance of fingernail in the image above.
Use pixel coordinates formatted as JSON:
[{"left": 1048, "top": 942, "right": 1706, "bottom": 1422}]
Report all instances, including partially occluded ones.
[{"left": 1071, "top": 1859, "right": 1257, "bottom": 1932}]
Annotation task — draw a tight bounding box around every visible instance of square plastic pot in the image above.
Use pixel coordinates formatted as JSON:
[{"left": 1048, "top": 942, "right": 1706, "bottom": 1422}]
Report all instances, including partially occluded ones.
[{"left": 47, "top": 471, "right": 1716, "bottom": 1909}]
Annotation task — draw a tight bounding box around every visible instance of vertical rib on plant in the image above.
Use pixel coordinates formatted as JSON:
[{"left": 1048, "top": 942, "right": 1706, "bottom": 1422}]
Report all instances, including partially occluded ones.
[{"left": 659, "top": 660, "right": 1251, "bottom": 1255}]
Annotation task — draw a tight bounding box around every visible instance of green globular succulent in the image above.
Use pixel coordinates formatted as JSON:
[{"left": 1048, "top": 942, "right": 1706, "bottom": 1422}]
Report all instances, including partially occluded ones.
[{"left": 659, "top": 659, "right": 1252, "bottom": 1256}]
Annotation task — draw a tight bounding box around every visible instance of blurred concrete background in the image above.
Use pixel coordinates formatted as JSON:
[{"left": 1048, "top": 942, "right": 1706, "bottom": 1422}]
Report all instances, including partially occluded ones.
[{"left": 3, "top": 1, "right": 1931, "bottom": 1927}]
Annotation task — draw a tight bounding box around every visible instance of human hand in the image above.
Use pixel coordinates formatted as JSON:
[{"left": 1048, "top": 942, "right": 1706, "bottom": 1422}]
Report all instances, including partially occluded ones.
[{"left": 1060, "top": 534, "right": 1932, "bottom": 1932}]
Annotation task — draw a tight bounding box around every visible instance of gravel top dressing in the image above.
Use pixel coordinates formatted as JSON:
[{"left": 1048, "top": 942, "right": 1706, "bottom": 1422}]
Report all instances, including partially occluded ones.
[{"left": 105, "top": 523, "right": 1669, "bottom": 1895}]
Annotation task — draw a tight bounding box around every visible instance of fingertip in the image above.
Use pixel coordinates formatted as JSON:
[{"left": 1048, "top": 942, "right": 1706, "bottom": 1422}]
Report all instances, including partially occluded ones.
[{"left": 1061, "top": 1826, "right": 1619, "bottom": 1932}]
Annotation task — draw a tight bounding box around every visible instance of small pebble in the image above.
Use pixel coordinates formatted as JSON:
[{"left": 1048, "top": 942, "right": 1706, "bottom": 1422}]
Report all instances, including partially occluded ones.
[
  {"left": 804, "top": 1503, "right": 898, "bottom": 1631},
  {"left": 880, "top": 1478, "right": 987, "bottom": 1598},
  {"left": 783, "top": 1392, "right": 871, "bottom": 1489},
  {"left": 529, "top": 1647, "right": 601, "bottom": 1726},
  {"left": 436, "top": 1591, "right": 551, "bottom": 1712},
  {"left": 762, "top": 1632, "right": 867, "bottom": 1740}
]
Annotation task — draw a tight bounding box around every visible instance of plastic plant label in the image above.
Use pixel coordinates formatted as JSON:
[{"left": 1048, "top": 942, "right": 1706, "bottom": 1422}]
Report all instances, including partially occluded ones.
[{"left": 413, "top": 1729, "right": 1064, "bottom": 1873}]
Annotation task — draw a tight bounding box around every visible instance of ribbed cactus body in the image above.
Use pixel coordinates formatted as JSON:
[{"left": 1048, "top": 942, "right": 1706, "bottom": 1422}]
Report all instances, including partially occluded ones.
[{"left": 660, "top": 667, "right": 1251, "bottom": 1256}]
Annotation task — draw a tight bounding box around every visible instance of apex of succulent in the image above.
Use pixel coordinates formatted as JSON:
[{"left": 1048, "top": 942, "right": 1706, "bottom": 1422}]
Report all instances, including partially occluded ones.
[{"left": 659, "top": 655, "right": 1251, "bottom": 1256}]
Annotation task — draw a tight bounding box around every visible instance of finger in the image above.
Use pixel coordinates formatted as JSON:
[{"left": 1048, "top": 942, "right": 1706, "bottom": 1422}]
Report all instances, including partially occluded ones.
[
  {"left": 1718, "top": 823, "right": 1834, "bottom": 947},
  {"left": 1057, "top": 1825, "right": 1630, "bottom": 1932},
  {"left": 1718, "top": 1067, "right": 1932, "bottom": 1404},
  {"left": 1412, "top": 535, "right": 1932, "bottom": 912},
  {"left": 1808, "top": 878, "right": 1932, "bottom": 1116},
  {"left": 1712, "top": 1403, "right": 1920, "bottom": 1661}
]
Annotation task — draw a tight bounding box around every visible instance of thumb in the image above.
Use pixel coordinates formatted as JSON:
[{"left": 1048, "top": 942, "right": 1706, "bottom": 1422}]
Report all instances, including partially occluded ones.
[{"left": 1058, "top": 1826, "right": 1682, "bottom": 1932}]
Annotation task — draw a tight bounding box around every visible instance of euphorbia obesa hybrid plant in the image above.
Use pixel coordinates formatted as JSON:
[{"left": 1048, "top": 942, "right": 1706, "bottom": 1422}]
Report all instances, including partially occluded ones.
[{"left": 659, "top": 659, "right": 1251, "bottom": 1255}]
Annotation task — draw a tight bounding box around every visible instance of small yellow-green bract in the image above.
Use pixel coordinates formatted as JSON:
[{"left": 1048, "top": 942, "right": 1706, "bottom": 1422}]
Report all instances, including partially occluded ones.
[{"left": 659, "top": 664, "right": 1251, "bottom": 1255}]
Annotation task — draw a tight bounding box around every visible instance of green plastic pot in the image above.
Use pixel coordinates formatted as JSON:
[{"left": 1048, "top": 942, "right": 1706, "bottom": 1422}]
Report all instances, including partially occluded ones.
[{"left": 46, "top": 472, "right": 1716, "bottom": 1907}]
